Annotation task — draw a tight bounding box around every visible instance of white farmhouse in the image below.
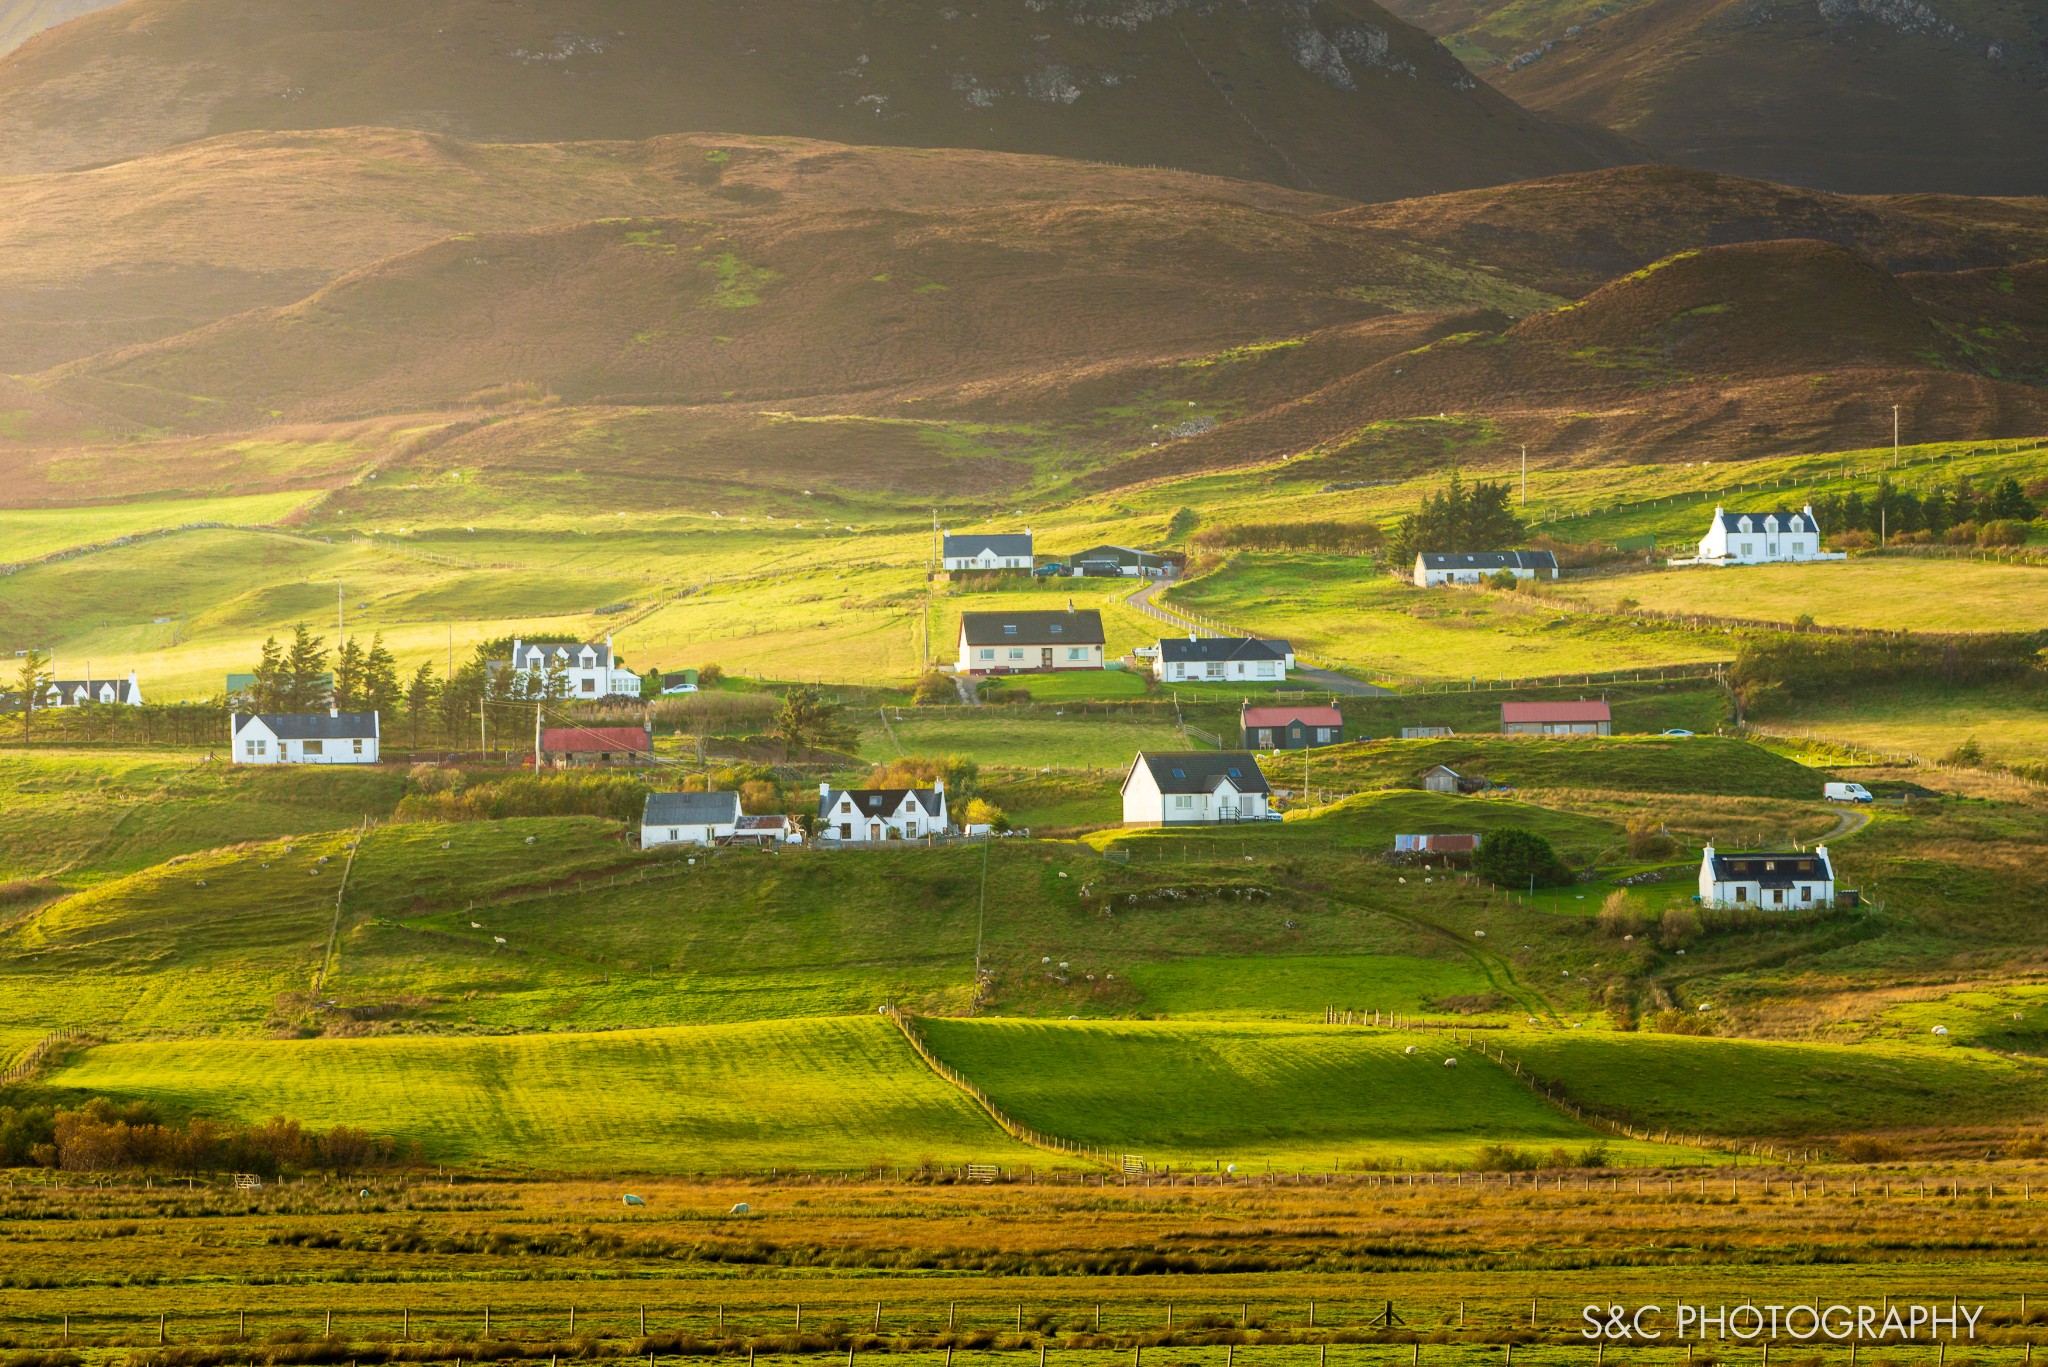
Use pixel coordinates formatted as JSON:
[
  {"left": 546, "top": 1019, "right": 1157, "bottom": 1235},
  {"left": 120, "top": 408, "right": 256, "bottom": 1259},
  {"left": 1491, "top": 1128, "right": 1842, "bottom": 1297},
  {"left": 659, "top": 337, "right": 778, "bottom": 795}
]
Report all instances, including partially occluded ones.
[
  {"left": 641, "top": 791, "right": 741, "bottom": 848},
  {"left": 1695, "top": 505, "right": 1839, "bottom": 565},
  {"left": 1154, "top": 635, "right": 1292, "bottom": 683},
  {"left": 1414, "top": 551, "right": 1559, "bottom": 586},
  {"left": 942, "top": 531, "right": 1033, "bottom": 573},
  {"left": 1698, "top": 844, "right": 1835, "bottom": 911},
  {"left": 817, "top": 780, "right": 949, "bottom": 843},
  {"left": 1121, "top": 751, "right": 1273, "bottom": 826},
  {"left": 231, "top": 709, "right": 380, "bottom": 765},
  {"left": 42, "top": 671, "right": 143, "bottom": 707},
  {"left": 503, "top": 637, "right": 641, "bottom": 698}
]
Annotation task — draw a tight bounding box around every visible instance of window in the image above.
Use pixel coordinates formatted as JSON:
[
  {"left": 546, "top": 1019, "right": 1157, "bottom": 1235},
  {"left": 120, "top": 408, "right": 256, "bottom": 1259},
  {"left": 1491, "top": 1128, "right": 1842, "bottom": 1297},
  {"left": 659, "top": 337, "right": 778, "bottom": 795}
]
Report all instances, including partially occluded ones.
[
  {"left": 979, "top": 648, "right": 994, "bottom": 661},
  {"left": 669, "top": 829, "right": 679, "bottom": 840},
  {"left": 1171, "top": 768, "right": 1186, "bottom": 779},
  {"left": 1227, "top": 768, "right": 1242, "bottom": 778},
  {"left": 1003, "top": 625, "right": 1018, "bottom": 635},
  {"left": 1068, "top": 647, "right": 1086, "bottom": 660},
  {"left": 1173, "top": 795, "right": 1194, "bottom": 810},
  {"left": 352, "top": 739, "right": 364, "bottom": 755},
  {"left": 303, "top": 740, "right": 325, "bottom": 757},
  {"left": 1050, "top": 624, "right": 1063, "bottom": 634},
  {"left": 1316, "top": 728, "right": 1333, "bottom": 743},
  {"left": 1257, "top": 663, "right": 1277, "bottom": 678},
  {"left": 582, "top": 678, "right": 597, "bottom": 693},
  {"left": 1009, "top": 648, "right": 1024, "bottom": 660},
  {"left": 1735, "top": 887, "right": 1748, "bottom": 902},
  {"left": 247, "top": 739, "right": 267, "bottom": 757},
  {"left": 1741, "top": 542, "right": 1754, "bottom": 556}
]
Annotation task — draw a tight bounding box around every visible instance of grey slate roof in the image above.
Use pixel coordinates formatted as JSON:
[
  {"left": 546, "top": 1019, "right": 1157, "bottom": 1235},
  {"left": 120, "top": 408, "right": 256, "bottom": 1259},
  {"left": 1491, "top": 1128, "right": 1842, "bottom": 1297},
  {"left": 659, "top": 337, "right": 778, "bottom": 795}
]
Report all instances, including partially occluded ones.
[
  {"left": 1071, "top": 544, "right": 1169, "bottom": 569},
  {"left": 1713, "top": 509, "right": 1817, "bottom": 534},
  {"left": 49, "top": 678, "right": 140, "bottom": 704},
  {"left": 643, "top": 791, "right": 742, "bottom": 827},
  {"left": 818, "top": 787, "right": 946, "bottom": 820},
  {"left": 507, "top": 639, "right": 613, "bottom": 669},
  {"left": 1157, "top": 636, "right": 1288, "bottom": 664},
  {"left": 1129, "top": 751, "right": 1273, "bottom": 796},
  {"left": 944, "top": 533, "right": 1033, "bottom": 559},
  {"left": 233, "top": 711, "right": 378, "bottom": 739},
  {"left": 1705, "top": 849, "right": 1832, "bottom": 887},
  {"left": 958, "top": 609, "right": 1105, "bottom": 646},
  {"left": 1418, "top": 551, "right": 1559, "bottom": 571}
]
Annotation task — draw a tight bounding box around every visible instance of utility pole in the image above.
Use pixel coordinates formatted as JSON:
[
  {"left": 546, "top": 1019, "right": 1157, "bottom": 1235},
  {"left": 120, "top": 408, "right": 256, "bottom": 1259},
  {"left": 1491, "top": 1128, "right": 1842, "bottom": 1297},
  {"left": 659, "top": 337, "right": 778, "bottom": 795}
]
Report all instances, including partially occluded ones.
[
  {"left": 1521, "top": 445, "right": 1528, "bottom": 506},
  {"left": 1893, "top": 405, "right": 1901, "bottom": 469},
  {"left": 337, "top": 583, "right": 345, "bottom": 647},
  {"left": 534, "top": 703, "right": 543, "bottom": 776},
  {"left": 479, "top": 707, "right": 487, "bottom": 762}
]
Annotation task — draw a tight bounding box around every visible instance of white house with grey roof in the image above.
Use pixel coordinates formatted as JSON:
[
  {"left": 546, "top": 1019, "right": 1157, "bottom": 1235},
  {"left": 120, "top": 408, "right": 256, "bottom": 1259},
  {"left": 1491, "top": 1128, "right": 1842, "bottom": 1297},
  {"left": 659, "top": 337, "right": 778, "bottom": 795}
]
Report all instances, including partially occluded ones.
[
  {"left": 41, "top": 671, "right": 143, "bottom": 707},
  {"left": 642, "top": 790, "right": 742, "bottom": 848},
  {"left": 1698, "top": 844, "right": 1835, "bottom": 910},
  {"left": 942, "top": 530, "right": 1033, "bottom": 573},
  {"left": 230, "top": 709, "right": 379, "bottom": 765},
  {"left": 817, "top": 780, "right": 949, "bottom": 843},
  {"left": 1155, "top": 634, "right": 1293, "bottom": 683},
  {"left": 1121, "top": 751, "right": 1272, "bottom": 826},
  {"left": 956, "top": 608, "right": 1105, "bottom": 674},
  {"left": 503, "top": 636, "right": 641, "bottom": 698},
  {"left": 1693, "top": 505, "right": 1840, "bottom": 566},
  {"left": 1414, "top": 551, "right": 1559, "bottom": 586}
]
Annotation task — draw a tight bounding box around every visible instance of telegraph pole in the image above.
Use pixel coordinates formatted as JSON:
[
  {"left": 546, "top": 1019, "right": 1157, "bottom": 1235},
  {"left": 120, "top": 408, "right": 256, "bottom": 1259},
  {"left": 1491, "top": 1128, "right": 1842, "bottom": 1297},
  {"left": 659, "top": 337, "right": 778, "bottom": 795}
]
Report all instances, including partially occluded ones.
[
  {"left": 1893, "top": 405, "right": 1901, "bottom": 469},
  {"left": 1520, "top": 445, "right": 1528, "bottom": 506},
  {"left": 534, "top": 703, "right": 543, "bottom": 776}
]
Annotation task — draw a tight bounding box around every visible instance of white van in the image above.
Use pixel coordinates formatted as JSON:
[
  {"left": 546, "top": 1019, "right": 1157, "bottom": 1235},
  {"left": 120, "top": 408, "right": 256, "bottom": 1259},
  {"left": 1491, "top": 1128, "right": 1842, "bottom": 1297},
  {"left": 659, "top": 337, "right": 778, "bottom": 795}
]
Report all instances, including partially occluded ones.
[{"left": 1824, "top": 782, "right": 1873, "bottom": 803}]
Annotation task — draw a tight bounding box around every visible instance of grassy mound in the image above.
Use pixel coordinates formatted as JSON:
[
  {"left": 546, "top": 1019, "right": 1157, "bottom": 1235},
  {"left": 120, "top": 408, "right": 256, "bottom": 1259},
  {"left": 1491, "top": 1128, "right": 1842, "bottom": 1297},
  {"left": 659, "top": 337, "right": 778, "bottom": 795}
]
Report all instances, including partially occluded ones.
[
  {"left": 918, "top": 1018, "right": 1680, "bottom": 1166},
  {"left": 46, "top": 1017, "right": 1029, "bottom": 1172}
]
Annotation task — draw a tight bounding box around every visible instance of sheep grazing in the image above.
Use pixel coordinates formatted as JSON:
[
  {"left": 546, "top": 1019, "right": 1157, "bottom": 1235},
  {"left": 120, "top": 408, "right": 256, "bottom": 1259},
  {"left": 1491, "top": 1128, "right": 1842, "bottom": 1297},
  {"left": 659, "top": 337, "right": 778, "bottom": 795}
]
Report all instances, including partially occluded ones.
[{"left": 1443, "top": 1058, "right": 1459, "bottom": 1068}]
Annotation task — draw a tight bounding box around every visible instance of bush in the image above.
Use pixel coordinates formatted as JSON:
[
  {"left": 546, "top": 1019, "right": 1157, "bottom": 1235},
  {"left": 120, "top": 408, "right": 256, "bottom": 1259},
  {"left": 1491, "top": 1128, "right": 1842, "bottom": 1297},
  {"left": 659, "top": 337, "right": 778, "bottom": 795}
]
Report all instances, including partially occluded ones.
[
  {"left": 698, "top": 663, "right": 726, "bottom": 687},
  {"left": 1980, "top": 520, "right": 2030, "bottom": 547},
  {"left": 912, "top": 672, "right": 956, "bottom": 705},
  {"left": 1190, "top": 521, "right": 1382, "bottom": 555},
  {"left": 1597, "top": 890, "right": 1649, "bottom": 939},
  {"left": 1836, "top": 1136, "right": 1903, "bottom": 1163},
  {"left": 1470, "top": 1143, "right": 1540, "bottom": 1172},
  {"left": 963, "top": 798, "right": 1010, "bottom": 832},
  {"left": 1486, "top": 569, "right": 1519, "bottom": 590},
  {"left": 1625, "top": 814, "right": 1677, "bottom": 860},
  {"left": 1473, "top": 827, "right": 1573, "bottom": 889},
  {"left": 867, "top": 754, "right": 979, "bottom": 800},
  {"left": 1945, "top": 736, "right": 1987, "bottom": 767},
  {"left": 395, "top": 773, "right": 650, "bottom": 823},
  {"left": 738, "top": 779, "right": 782, "bottom": 814},
  {"left": 1658, "top": 905, "right": 1702, "bottom": 950}
]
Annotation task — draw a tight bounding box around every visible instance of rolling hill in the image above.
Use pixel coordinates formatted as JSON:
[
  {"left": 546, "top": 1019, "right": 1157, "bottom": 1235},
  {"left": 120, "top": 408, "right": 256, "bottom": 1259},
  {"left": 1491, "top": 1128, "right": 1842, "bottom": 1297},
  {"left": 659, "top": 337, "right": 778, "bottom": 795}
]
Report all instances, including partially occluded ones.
[
  {"left": 1489, "top": 0, "right": 2048, "bottom": 196},
  {"left": 0, "top": 0, "right": 1617, "bottom": 200},
  {"left": 0, "top": 0, "right": 117, "bottom": 57}
]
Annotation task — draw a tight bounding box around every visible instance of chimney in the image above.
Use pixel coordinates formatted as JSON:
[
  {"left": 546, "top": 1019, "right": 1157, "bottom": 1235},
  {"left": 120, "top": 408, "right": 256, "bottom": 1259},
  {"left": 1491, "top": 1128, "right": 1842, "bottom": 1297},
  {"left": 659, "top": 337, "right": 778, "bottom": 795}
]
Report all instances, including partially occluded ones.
[
  {"left": 820, "top": 781, "right": 832, "bottom": 797},
  {"left": 330, "top": 706, "right": 339, "bottom": 718},
  {"left": 1067, "top": 596, "right": 1074, "bottom": 612},
  {"left": 1188, "top": 630, "right": 1197, "bottom": 642},
  {"left": 1815, "top": 843, "right": 1829, "bottom": 865},
  {"left": 933, "top": 778, "right": 945, "bottom": 794}
]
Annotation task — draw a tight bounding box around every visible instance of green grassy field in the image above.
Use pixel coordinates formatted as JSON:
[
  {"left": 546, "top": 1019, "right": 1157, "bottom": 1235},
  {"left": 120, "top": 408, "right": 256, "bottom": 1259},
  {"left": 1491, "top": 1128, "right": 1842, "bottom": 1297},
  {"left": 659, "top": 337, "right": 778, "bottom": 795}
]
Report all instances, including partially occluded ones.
[
  {"left": 916, "top": 1018, "right": 1685, "bottom": 1166},
  {"left": 1758, "top": 682, "right": 2048, "bottom": 767},
  {"left": 864, "top": 713, "right": 1187, "bottom": 768},
  {"left": 1509, "top": 1032, "right": 2048, "bottom": 1138},
  {"left": 1549, "top": 557, "right": 2048, "bottom": 632},
  {"left": 1162, "top": 554, "right": 1726, "bottom": 683},
  {"left": 0, "top": 748, "right": 403, "bottom": 884},
  {"left": 1282, "top": 734, "right": 1829, "bottom": 800},
  {"left": 0, "top": 490, "right": 319, "bottom": 563},
  {"left": 46, "top": 1016, "right": 1038, "bottom": 1171}
]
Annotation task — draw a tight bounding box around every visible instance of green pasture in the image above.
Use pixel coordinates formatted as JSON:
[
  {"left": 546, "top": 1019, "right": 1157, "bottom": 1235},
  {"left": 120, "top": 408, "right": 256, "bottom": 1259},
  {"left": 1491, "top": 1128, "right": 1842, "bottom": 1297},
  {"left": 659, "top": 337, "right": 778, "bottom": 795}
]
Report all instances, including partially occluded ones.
[
  {"left": 863, "top": 712, "right": 1186, "bottom": 768},
  {"left": 915, "top": 1018, "right": 1691, "bottom": 1167},
  {"left": 1759, "top": 682, "right": 2048, "bottom": 767},
  {"left": 0, "top": 747, "right": 402, "bottom": 884},
  {"left": 1509, "top": 1032, "right": 2048, "bottom": 1138},
  {"left": 977, "top": 770, "right": 1124, "bottom": 829},
  {"left": 45, "top": 1017, "right": 1039, "bottom": 1171},
  {"left": 1162, "top": 554, "right": 1726, "bottom": 683},
  {"left": 1116, "top": 954, "right": 1499, "bottom": 1020},
  {"left": 1281, "top": 734, "right": 1828, "bottom": 800},
  {"left": 1549, "top": 557, "right": 2048, "bottom": 633},
  {"left": 0, "top": 490, "right": 318, "bottom": 563}
]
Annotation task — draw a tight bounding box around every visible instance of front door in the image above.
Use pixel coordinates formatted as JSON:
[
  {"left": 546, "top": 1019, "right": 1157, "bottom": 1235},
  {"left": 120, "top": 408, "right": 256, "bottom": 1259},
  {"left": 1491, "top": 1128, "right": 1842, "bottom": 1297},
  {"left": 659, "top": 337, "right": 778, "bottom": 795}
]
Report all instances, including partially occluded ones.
[{"left": 1041, "top": 647, "right": 1054, "bottom": 669}]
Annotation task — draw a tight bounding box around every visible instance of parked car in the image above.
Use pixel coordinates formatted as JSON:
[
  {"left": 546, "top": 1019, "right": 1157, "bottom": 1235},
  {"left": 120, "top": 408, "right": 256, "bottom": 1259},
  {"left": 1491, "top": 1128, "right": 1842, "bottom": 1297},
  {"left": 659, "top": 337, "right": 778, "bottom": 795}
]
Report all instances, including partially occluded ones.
[
  {"left": 1824, "top": 782, "right": 1874, "bottom": 803},
  {"left": 1661, "top": 729, "right": 1695, "bottom": 737},
  {"left": 1032, "top": 562, "right": 1065, "bottom": 577}
]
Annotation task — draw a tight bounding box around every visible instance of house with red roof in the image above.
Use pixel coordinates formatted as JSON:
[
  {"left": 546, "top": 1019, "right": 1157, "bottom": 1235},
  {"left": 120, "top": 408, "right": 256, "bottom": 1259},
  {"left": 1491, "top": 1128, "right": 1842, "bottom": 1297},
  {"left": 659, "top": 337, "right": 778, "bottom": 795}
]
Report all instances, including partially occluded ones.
[
  {"left": 1241, "top": 702, "right": 1343, "bottom": 750},
  {"left": 1500, "top": 700, "right": 1611, "bottom": 736},
  {"left": 541, "top": 723, "right": 654, "bottom": 765}
]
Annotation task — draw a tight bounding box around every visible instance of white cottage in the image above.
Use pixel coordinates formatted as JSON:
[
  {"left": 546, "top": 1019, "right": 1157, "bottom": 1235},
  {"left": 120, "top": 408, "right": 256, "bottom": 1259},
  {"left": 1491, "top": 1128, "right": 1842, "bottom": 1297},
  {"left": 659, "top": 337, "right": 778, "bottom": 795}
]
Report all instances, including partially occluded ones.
[
  {"left": 503, "top": 637, "right": 641, "bottom": 698},
  {"left": 1698, "top": 844, "right": 1835, "bottom": 910},
  {"left": 1154, "top": 635, "right": 1293, "bottom": 683},
  {"left": 231, "top": 709, "right": 380, "bottom": 765},
  {"left": 1121, "top": 751, "right": 1273, "bottom": 826},
  {"left": 641, "top": 791, "right": 742, "bottom": 847},
  {"left": 1413, "top": 551, "right": 1559, "bottom": 586},
  {"left": 942, "top": 531, "right": 1033, "bottom": 573},
  {"left": 817, "top": 780, "right": 949, "bottom": 843},
  {"left": 1695, "top": 506, "right": 1837, "bottom": 565},
  {"left": 42, "top": 671, "right": 144, "bottom": 707}
]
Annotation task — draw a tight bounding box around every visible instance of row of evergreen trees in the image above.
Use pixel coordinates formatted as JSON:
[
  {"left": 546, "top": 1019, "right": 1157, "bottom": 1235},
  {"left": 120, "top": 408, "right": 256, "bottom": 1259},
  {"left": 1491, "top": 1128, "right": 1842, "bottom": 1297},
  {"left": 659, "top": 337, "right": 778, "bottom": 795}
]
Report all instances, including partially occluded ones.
[{"left": 1807, "top": 474, "right": 2038, "bottom": 539}]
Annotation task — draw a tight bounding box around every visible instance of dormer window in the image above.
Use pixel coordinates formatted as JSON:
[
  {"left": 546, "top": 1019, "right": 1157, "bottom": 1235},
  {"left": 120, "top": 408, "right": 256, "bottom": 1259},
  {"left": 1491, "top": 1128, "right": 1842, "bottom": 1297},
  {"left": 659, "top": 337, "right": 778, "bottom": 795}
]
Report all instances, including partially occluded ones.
[{"left": 1171, "top": 768, "right": 1186, "bottom": 778}]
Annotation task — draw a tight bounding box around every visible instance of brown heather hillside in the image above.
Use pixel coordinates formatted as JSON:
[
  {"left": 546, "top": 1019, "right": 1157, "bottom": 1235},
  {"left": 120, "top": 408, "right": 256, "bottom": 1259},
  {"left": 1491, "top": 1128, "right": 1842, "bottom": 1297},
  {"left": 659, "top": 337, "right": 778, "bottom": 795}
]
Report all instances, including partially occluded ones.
[
  {"left": 1333, "top": 165, "right": 2048, "bottom": 299},
  {"left": 1492, "top": 0, "right": 2048, "bottom": 196},
  {"left": 0, "top": 0, "right": 1617, "bottom": 199},
  {"left": 41, "top": 202, "right": 1414, "bottom": 430},
  {"left": 0, "top": 127, "right": 1344, "bottom": 373},
  {"left": 1086, "top": 241, "right": 2048, "bottom": 485}
]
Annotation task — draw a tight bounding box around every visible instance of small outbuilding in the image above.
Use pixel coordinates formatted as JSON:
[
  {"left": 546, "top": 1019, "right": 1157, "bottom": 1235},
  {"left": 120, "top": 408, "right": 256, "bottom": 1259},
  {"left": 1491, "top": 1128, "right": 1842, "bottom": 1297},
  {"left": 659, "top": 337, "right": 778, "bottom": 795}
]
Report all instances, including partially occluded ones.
[
  {"left": 542, "top": 724, "right": 654, "bottom": 765},
  {"left": 1420, "top": 764, "right": 1462, "bottom": 794},
  {"left": 642, "top": 791, "right": 742, "bottom": 848},
  {"left": 1242, "top": 702, "right": 1342, "bottom": 750}
]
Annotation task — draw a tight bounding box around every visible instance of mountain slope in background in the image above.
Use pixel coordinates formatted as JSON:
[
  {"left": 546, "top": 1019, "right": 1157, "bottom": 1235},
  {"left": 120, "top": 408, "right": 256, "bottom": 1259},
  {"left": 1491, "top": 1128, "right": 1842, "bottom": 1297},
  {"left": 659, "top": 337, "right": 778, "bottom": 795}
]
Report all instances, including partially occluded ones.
[
  {"left": 0, "top": 0, "right": 1615, "bottom": 199},
  {"left": 0, "top": 127, "right": 1341, "bottom": 373},
  {"left": 1488, "top": 0, "right": 2048, "bottom": 195},
  {"left": 0, "top": 0, "right": 117, "bottom": 56}
]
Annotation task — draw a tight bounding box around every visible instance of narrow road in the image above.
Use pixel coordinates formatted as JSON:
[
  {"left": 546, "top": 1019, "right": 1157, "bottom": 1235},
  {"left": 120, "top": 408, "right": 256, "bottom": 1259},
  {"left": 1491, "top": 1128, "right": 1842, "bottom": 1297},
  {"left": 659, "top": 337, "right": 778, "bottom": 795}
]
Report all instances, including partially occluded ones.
[
  {"left": 1821, "top": 804, "right": 1873, "bottom": 842},
  {"left": 1126, "top": 581, "right": 1392, "bottom": 696}
]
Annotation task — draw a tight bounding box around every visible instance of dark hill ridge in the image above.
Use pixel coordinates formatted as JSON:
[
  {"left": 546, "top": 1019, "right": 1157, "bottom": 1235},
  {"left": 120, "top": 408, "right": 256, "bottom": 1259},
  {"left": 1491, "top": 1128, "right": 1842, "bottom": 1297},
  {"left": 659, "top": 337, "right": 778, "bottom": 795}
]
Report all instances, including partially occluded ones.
[
  {"left": 1490, "top": 0, "right": 2048, "bottom": 196},
  {"left": 0, "top": 0, "right": 1615, "bottom": 199},
  {"left": 1333, "top": 164, "right": 2048, "bottom": 298}
]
